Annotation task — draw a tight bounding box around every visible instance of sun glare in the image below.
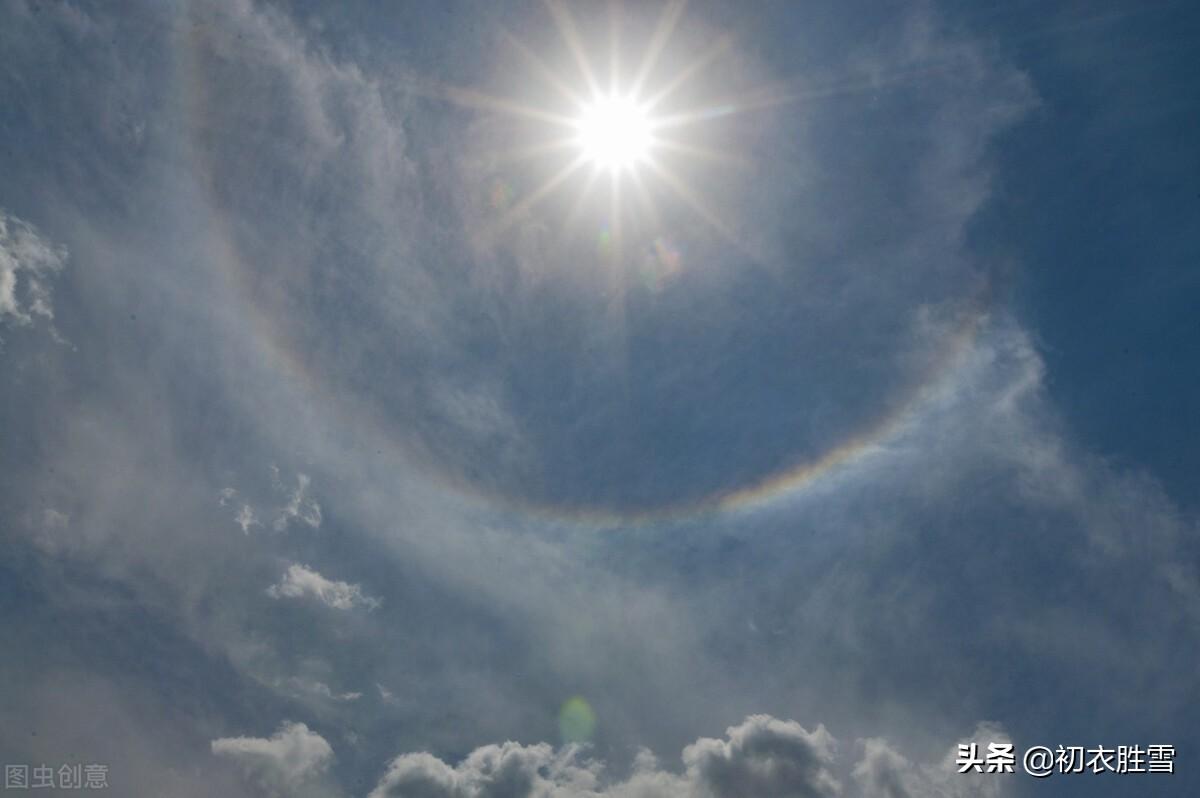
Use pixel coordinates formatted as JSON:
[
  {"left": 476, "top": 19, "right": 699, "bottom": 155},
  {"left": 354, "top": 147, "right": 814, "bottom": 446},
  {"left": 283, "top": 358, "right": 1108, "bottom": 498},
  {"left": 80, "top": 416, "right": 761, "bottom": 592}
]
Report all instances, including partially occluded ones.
[
  {"left": 429, "top": 0, "right": 765, "bottom": 244},
  {"left": 575, "top": 95, "right": 653, "bottom": 172}
]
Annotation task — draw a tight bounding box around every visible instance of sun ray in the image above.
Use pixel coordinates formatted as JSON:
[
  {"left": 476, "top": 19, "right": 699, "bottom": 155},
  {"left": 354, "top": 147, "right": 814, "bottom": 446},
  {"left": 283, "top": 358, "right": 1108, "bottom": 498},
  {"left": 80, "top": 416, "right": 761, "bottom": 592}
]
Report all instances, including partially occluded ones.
[
  {"left": 630, "top": 0, "right": 688, "bottom": 98},
  {"left": 643, "top": 157, "right": 737, "bottom": 245},
  {"left": 626, "top": 166, "right": 662, "bottom": 233},
  {"left": 481, "top": 136, "right": 580, "bottom": 169},
  {"left": 489, "top": 155, "right": 591, "bottom": 238},
  {"left": 603, "top": 171, "right": 632, "bottom": 405},
  {"left": 403, "top": 73, "right": 579, "bottom": 127},
  {"left": 652, "top": 136, "right": 750, "bottom": 170},
  {"left": 608, "top": 164, "right": 624, "bottom": 262},
  {"left": 608, "top": 1, "right": 621, "bottom": 95},
  {"left": 654, "top": 56, "right": 968, "bottom": 131},
  {"left": 438, "top": 84, "right": 578, "bottom": 127},
  {"left": 558, "top": 167, "right": 604, "bottom": 246},
  {"left": 544, "top": 0, "right": 601, "bottom": 99},
  {"left": 655, "top": 81, "right": 795, "bottom": 130},
  {"left": 642, "top": 33, "right": 732, "bottom": 111},
  {"left": 499, "top": 29, "right": 585, "bottom": 109}
]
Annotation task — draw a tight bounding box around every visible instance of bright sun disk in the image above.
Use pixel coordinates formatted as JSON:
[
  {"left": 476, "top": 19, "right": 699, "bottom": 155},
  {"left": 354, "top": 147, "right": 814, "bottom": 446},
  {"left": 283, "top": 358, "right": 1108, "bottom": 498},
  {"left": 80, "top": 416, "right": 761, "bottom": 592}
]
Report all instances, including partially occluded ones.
[{"left": 575, "top": 95, "right": 653, "bottom": 172}]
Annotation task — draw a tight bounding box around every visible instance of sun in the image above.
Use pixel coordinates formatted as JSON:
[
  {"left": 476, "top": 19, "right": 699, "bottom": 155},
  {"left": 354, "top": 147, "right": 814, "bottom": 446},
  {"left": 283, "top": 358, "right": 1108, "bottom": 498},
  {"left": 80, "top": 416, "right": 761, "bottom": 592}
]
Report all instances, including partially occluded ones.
[
  {"left": 420, "top": 0, "right": 772, "bottom": 245},
  {"left": 574, "top": 94, "right": 654, "bottom": 173}
]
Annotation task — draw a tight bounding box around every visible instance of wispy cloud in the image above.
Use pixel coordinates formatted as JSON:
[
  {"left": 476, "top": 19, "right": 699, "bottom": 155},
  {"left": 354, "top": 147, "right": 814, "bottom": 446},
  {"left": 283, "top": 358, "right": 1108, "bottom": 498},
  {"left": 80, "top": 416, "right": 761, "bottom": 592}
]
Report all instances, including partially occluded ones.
[
  {"left": 281, "top": 677, "right": 363, "bottom": 703},
  {"left": 218, "top": 469, "right": 321, "bottom": 533},
  {"left": 271, "top": 468, "right": 322, "bottom": 531},
  {"left": 234, "top": 504, "right": 261, "bottom": 534},
  {"left": 0, "top": 209, "right": 66, "bottom": 334}
]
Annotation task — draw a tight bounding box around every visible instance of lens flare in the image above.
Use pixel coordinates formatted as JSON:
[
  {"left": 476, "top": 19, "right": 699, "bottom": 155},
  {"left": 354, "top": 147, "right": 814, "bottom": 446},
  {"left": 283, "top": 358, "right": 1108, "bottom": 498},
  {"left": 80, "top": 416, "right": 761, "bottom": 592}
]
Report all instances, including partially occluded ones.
[{"left": 558, "top": 696, "right": 597, "bottom": 743}]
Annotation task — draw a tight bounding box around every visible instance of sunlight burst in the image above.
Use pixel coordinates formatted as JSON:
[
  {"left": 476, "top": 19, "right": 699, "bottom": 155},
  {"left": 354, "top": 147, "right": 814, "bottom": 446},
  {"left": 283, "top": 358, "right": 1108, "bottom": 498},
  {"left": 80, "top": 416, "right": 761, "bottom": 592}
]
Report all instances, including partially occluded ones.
[
  {"left": 422, "top": 0, "right": 773, "bottom": 250},
  {"left": 575, "top": 95, "right": 654, "bottom": 172}
]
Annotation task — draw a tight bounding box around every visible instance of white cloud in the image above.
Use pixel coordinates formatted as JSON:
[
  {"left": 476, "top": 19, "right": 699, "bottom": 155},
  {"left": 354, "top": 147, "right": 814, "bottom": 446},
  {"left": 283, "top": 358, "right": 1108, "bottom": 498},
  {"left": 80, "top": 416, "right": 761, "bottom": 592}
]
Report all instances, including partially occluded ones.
[
  {"left": 266, "top": 563, "right": 381, "bottom": 611},
  {"left": 681, "top": 715, "right": 841, "bottom": 798},
  {"left": 0, "top": 209, "right": 66, "bottom": 331},
  {"left": 368, "top": 715, "right": 1012, "bottom": 798},
  {"left": 369, "top": 741, "right": 600, "bottom": 798},
  {"left": 853, "top": 722, "right": 1013, "bottom": 798},
  {"left": 211, "top": 721, "right": 334, "bottom": 797}
]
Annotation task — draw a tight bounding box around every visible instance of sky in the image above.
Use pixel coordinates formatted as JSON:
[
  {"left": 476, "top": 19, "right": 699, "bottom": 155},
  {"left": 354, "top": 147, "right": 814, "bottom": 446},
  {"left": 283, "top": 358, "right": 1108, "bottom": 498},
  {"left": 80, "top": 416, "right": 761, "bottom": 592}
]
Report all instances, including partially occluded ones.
[{"left": 1, "top": 1, "right": 1198, "bottom": 796}]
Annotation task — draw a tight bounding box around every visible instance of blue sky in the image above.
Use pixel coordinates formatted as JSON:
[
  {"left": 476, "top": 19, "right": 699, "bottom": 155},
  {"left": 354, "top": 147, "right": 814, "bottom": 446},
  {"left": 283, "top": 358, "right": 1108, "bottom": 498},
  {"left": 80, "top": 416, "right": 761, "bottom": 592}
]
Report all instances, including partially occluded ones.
[{"left": 1, "top": 1, "right": 1197, "bottom": 796}]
